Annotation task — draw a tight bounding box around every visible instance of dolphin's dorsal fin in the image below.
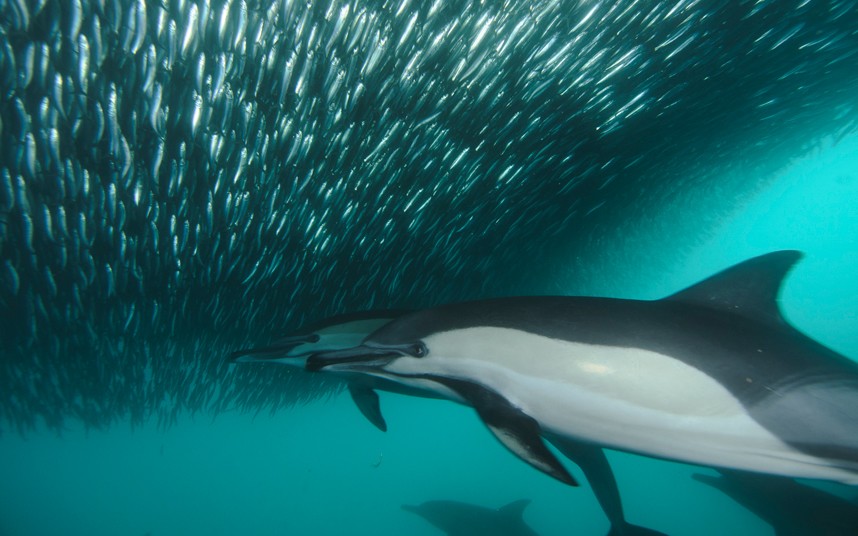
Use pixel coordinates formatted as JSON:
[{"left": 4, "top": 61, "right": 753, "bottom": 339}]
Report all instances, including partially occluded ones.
[
  {"left": 498, "top": 499, "right": 531, "bottom": 518},
  {"left": 664, "top": 250, "right": 803, "bottom": 326}
]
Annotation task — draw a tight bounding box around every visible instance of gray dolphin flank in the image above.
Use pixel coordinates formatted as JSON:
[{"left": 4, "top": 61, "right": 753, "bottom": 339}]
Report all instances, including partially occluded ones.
[{"left": 306, "top": 251, "right": 858, "bottom": 485}]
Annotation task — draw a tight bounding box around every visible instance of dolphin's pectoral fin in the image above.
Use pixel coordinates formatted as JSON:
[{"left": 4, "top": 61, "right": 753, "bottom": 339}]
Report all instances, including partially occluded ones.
[
  {"left": 483, "top": 413, "right": 578, "bottom": 486},
  {"left": 348, "top": 383, "right": 387, "bottom": 432},
  {"left": 431, "top": 376, "right": 577, "bottom": 486}
]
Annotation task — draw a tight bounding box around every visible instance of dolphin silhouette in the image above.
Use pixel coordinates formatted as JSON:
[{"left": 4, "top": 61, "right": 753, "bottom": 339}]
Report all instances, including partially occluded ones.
[
  {"left": 402, "top": 499, "right": 540, "bottom": 536},
  {"left": 694, "top": 469, "right": 858, "bottom": 535}
]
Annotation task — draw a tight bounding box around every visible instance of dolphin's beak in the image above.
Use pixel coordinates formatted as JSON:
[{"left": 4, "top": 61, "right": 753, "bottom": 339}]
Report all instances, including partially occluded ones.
[
  {"left": 306, "top": 346, "right": 401, "bottom": 372},
  {"left": 229, "top": 334, "right": 319, "bottom": 364}
]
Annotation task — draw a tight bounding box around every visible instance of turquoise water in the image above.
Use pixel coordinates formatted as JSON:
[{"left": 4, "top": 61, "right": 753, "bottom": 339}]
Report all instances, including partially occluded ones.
[
  {"left": 2, "top": 0, "right": 858, "bottom": 533},
  {"left": 2, "top": 134, "right": 857, "bottom": 535},
  {"left": 0, "top": 394, "right": 766, "bottom": 536}
]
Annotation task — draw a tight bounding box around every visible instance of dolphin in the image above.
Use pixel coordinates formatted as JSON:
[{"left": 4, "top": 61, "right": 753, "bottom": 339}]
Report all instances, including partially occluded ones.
[
  {"left": 230, "top": 310, "right": 409, "bottom": 366},
  {"left": 693, "top": 469, "right": 858, "bottom": 535},
  {"left": 305, "top": 251, "right": 858, "bottom": 486},
  {"left": 233, "top": 312, "right": 664, "bottom": 535},
  {"left": 231, "top": 310, "right": 406, "bottom": 430},
  {"left": 401, "top": 498, "right": 540, "bottom": 536}
]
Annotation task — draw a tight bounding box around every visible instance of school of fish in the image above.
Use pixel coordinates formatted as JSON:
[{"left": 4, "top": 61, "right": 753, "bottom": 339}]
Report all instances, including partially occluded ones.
[{"left": 1, "top": 0, "right": 857, "bottom": 433}]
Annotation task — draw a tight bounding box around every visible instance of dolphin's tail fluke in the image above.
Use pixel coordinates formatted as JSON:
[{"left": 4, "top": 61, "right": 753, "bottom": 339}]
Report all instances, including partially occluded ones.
[{"left": 607, "top": 522, "right": 668, "bottom": 536}]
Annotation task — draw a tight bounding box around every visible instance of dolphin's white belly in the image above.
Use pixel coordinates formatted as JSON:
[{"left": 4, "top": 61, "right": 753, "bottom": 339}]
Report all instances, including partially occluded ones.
[{"left": 388, "top": 326, "right": 858, "bottom": 483}]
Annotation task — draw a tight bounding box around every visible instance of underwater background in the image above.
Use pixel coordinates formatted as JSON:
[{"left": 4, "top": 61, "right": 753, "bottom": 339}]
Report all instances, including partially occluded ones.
[{"left": 1, "top": 0, "right": 858, "bottom": 534}]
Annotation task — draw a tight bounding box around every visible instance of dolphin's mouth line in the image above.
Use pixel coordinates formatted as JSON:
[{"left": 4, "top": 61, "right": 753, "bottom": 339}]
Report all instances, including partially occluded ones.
[
  {"left": 305, "top": 354, "right": 477, "bottom": 392},
  {"left": 305, "top": 348, "right": 402, "bottom": 372}
]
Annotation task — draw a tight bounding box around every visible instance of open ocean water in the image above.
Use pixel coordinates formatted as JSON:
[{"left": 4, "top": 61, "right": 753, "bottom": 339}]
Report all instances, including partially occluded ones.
[{"left": 2, "top": 1, "right": 858, "bottom": 535}]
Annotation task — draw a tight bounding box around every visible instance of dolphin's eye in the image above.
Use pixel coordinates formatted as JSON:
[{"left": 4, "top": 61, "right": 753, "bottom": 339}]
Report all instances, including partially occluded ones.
[{"left": 410, "top": 342, "right": 427, "bottom": 357}]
